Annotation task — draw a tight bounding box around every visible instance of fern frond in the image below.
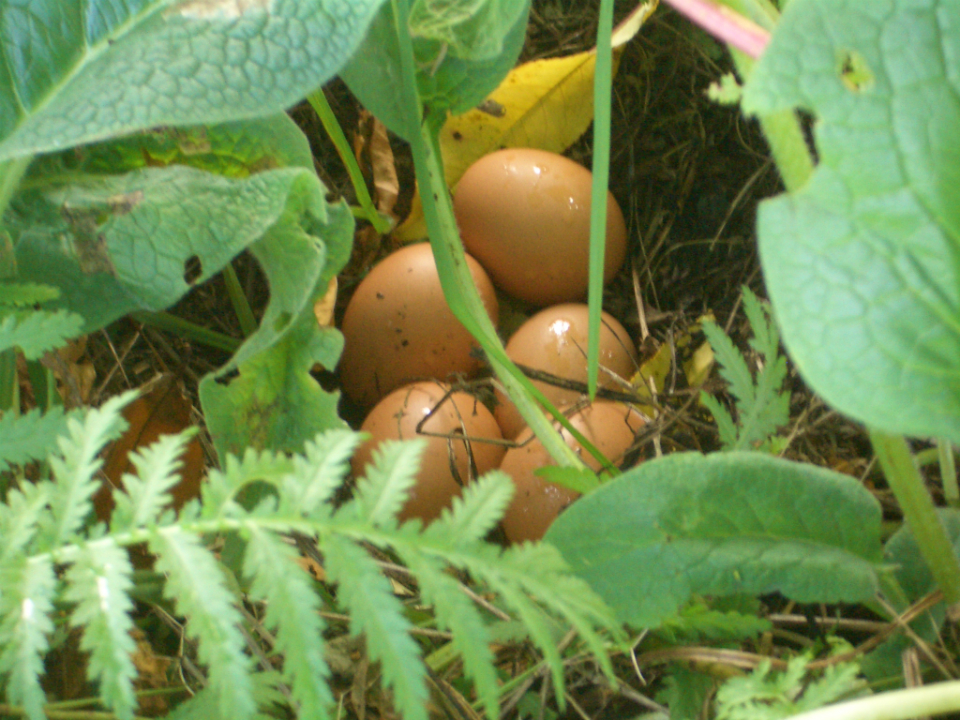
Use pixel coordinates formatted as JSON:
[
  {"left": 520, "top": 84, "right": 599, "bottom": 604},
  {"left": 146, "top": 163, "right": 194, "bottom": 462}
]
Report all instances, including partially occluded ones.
[
  {"left": 348, "top": 439, "right": 424, "bottom": 527},
  {"left": 202, "top": 446, "right": 293, "bottom": 519},
  {"left": 323, "top": 534, "right": 429, "bottom": 720},
  {"left": 0, "top": 557, "right": 56, "bottom": 720},
  {"left": 111, "top": 430, "right": 195, "bottom": 532},
  {"left": 243, "top": 526, "right": 333, "bottom": 719},
  {"left": 699, "top": 392, "right": 738, "bottom": 446},
  {"left": 702, "top": 320, "right": 755, "bottom": 408},
  {"left": 0, "top": 282, "right": 60, "bottom": 307},
  {"left": 743, "top": 286, "right": 775, "bottom": 356},
  {"left": 425, "top": 470, "right": 514, "bottom": 548},
  {"left": 284, "top": 429, "right": 363, "bottom": 516},
  {"left": 406, "top": 555, "right": 499, "bottom": 719},
  {"left": 64, "top": 542, "right": 137, "bottom": 720},
  {"left": 0, "top": 309, "right": 83, "bottom": 359},
  {"left": 0, "top": 407, "right": 74, "bottom": 472},
  {"left": 0, "top": 482, "right": 49, "bottom": 563},
  {"left": 150, "top": 529, "right": 255, "bottom": 719},
  {"left": 36, "top": 391, "right": 136, "bottom": 550},
  {"left": 163, "top": 670, "right": 286, "bottom": 720}
]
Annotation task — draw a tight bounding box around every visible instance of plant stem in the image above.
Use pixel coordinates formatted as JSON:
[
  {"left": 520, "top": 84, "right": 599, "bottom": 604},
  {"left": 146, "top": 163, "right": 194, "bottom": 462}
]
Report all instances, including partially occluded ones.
[
  {"left": 939, "top": 437, "right": 959, "bottom": 508},
  {"left": 306, "top": 89, "right": 392, "bottom": 235},
  {"left": 131, "top": 311, "right": 241, "bottom": 353},
  {"left": 389, "top": 0, "right": 592, "bottom": 470},
  {"left": 586, "top": 0, "right": 614, "bottom": 399},
  {"left": 221, "top": 262, "right": 258, "bottom": 338},
  {"left": 782, "top": 680, "right": 960, "bottom": 720},
  {"left": 871, "top": 431, "right": 960, "bottom": 612}
]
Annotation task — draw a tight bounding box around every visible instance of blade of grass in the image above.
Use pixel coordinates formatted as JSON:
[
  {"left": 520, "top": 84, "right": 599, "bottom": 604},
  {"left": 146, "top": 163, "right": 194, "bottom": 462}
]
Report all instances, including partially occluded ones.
[
  {"left": 586, "top": 0, "right": 615, "bottom": 399},
  {"left": 306, "top": 89, "right": 392, "bottom": 235},
  {"left": 131, "top": 311, "right": 242, "bottom": 354},
  {"left": 221, "top": 262, "right": 258, "bottom": 338}
]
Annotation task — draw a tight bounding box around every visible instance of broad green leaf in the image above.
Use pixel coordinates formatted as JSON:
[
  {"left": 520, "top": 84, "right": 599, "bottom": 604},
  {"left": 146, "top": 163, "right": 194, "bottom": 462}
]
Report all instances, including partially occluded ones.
[
  {"left": 409, "top": 0, "right": 527, "bottom": 61},
  {"left": 340, "top": 0, "right": 530, "bottom": 140},
  {"left": 0, "top": 0, "right": 387, "bottom": 160},
  {"left": 886, "top": 509, "right": 960, "bottom": 602},
  {"left": 198, "top": 185, "right": 354, "bottom": 457},
  {"left": 741, "top": 0, "right": 960, "bottom": 440},
  {"left": 546, "top": 452, "right": 884, "bottom": 628},
  {"left": 9, "top": 164, "right": 330, "bottom": 331}
]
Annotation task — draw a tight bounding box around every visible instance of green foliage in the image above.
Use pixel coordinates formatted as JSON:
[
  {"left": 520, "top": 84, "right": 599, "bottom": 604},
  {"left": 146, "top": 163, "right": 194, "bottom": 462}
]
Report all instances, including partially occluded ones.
[
  {"left": 0, "top": 407, "right": 74, "bottom": 473},
  {"left": 714, "top": 643, "right": 866, "bottom": 720},
  {"left": 547, "top": 451, "right": 884, "bottom": 628},
  {"left": 701, "top": 287, "right": 790, "bottom": 452},
  {"left": 0, "top": 401, "right": 622, "bottom": 720},
  {"left": 0, "top": 282, "right": 83, "bottom": 360},
  {"left": 741, "top": 0, "right": 960, "bottom": 442}
]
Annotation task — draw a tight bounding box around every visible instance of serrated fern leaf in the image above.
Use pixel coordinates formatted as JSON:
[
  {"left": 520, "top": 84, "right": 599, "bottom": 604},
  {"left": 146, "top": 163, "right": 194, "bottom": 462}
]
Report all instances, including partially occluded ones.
[
  {"left": 0, "top": 407, "right": 73, "bottom": 472},
  {"left": 64, "top": 543, "right": 137, "bottom": 720},
  {"left": 700, "top": 392, "right": 738, "bottom": 447},
  {"left": 111, "top": 430, "right": 195, "bottom": 532},
  {"left": 425, "top": 470, "right": 514, "bottom": 548},
  {"left": 0, "top": 282, "right": 60, "bottom": 307},
  {"left": 202, "top": 447, "right": 293, "bottom": 519},
  {"left": 406, "top": 556, "right": 499, "bottom": 719},
  {"left": 0, "top": 557, "right": 56, "bottom": 720},
  {"left": 0, "top": 309, "right": 83, "bottom": 359},
  {"left": 285, "top": 429, "right": 362, "bottom": 516},
  {"left": 702, "top": 320, "right": 756, "bottom": 408},
  {"left": 38, "top": 391, "right": 136, "bottom": 549},
  {"left": 150, "top": 530, "right": 255, "bottom": 719},
  {"left": 0, "top": 483, "right": 49, "bottom": 563},
  {"left": 349, "top": 439, "right": 425, "bottom": 526},
  {"left": 323, "top": 534, "right": 428, "bottom": 720},
  {"left": 163, "top": 670, "right": 286, "bottom": 720},
  {"left": 243, "top": 527, "right": 333, "bottom": 720}
]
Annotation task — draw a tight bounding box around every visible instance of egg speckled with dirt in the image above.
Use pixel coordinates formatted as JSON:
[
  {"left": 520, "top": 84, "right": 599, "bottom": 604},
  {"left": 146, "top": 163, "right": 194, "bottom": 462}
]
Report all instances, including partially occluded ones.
[
  {"left": 352, "top": 381, "right": 506, "bottom": 524},
  {"left": 339, "top": 243, "right": 499, "bottom": 408},
  {"left": 453, "top": 148, "right": 628, "bottom": 306}
]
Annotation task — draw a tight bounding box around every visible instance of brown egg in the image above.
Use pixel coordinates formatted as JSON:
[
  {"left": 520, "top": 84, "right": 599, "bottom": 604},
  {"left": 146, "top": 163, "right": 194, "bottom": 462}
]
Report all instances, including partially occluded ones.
[
  {"left": 453, "top": 148, "right": 627, "bottom": 306},
  {"left": 339, "top": 243, "right": 498, "bottom": 408},
  {"left": 495, "top": 304, "right": 637, "bottom": 439},
  {"left": 500, "top": 401, "right": 645, "bottom": 543},
  {"left": 352, "top": 382, "right": 506, "bottom": 524}
]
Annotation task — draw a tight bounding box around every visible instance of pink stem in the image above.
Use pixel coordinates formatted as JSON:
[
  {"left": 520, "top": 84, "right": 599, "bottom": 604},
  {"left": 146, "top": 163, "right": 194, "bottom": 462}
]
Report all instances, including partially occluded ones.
[{"left": 662, "top": 0, "right": 770, "bottom": 59}]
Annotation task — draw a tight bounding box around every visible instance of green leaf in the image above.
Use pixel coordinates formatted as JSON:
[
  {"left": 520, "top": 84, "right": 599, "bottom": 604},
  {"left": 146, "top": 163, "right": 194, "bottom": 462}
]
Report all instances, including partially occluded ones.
[
  {"left": 65, "top": 543, "right": 137, "bottom": 720},
  {"left": 0, "top": 310, "right": 83, "bottom": 359},
  {"left": 198, "top": 178, "right": 354, "bottom": 457},
  {"left": 0, "top": 557, "right": 56, "bottom": 720},
  {"left": 340, "top": 0, "right": 531, "bottom": 138},
  {"left": 546, "top": 452, "right": 884, "bottom": 628},
  {"left": 0, "top": 407, "right": 72, "bottom": 472},
  {"left": 409, "top": 0, "right": 527, "bottom": 61},
  {"left": 283, "top": 429, "right": 363, "bottom": 517},
  {"left": 243, "top": 527, "right": 333, "bottom": 720},
  {"left": 0, "top": 282, "right": 59, "bottom": 307},
  {"left": 348, "top": 439, "right": 425, "bottom": 527},
  {"left": 656, "top": 666, "right": 716, "bottom": 720},
  {"left": 0, "top": 483, "right": 49, "bottom": 564},
  {"left": 0, "top": 0, "right": 387, "bottom": 160},
  {"left": 741, "top": 0, "right": 960, "bottom": 440},
  {"left": 323, "top": 535, "right": 429, "bottom": 720},
  {"left": 37, "top": 391, "right": 135, "bottom": 550},
  {"left": 111, "top": 430, "right": 197, "bottom": 532},
  {"left": 150, "top": 529, "right": 254, "bottom": 719},
  {"left": 424, "top": 470, "right": 514, "bottom": 547}
]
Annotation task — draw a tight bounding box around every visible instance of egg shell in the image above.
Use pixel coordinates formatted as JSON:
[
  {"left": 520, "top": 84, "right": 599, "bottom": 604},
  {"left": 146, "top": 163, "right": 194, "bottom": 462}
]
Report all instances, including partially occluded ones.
[
  {"left": 499, "top": 401, "right": 644, "bottom": 543},
  {"left": 495, "top": 304, "right": 638, "bottom": 439},
  {"left": 454, "top": 148, "right": 627, "bottom": 306},
  {"left": 339, "top": 243, "right": 498, "bottom": 408},
  {"left": 353, "top": 382, "right": 506, "bottom": 524}
]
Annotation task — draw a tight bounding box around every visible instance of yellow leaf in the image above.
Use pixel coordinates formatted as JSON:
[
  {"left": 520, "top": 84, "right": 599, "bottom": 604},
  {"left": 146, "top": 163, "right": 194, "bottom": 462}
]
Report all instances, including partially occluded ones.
[{"left": 395, "top": 1, "right": 657, "bottom": 242}]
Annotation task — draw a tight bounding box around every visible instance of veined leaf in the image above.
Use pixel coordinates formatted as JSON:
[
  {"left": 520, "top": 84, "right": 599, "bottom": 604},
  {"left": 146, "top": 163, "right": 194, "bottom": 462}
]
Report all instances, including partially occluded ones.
[
  {"left": 0, "top": 0, "right": 387, "bottom": 160},
  {"left": 150, "top": 530, "right": 254, "bottom": 719},
  {"left": 323, "top": 535, "right": 428, "bottom": 720},
  {"left": 243, "top": 527, "right": 333, "bottom": 720},
  {"left": 547, "top": 452, "right": 885, "bottom": 628},
  {"left": 0, "top": 557, "right": 56, "bottom": 720},
  {"left": 409, "top": 0, "right": 527, "bottom": 61},
  {"left": 65, "top": 543, "right": 137, "bottom": 720},
  {"left": 284, "top": 429, "right": 363, "bottom": 517},
  {"left": 741, "top": 0, "right": 960, "bottom": 441}
]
